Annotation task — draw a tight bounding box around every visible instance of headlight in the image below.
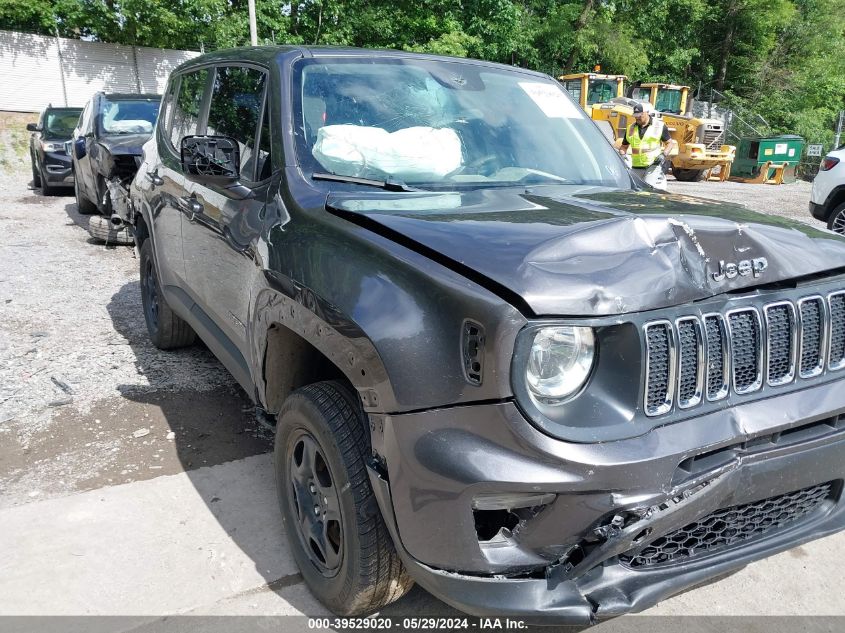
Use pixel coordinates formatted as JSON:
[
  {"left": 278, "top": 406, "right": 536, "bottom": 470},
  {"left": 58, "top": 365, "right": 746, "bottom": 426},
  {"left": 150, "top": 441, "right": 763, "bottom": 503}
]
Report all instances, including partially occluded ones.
[
  {"left": 525, "top": 326, "right": 595, "bottom": 405},
  {"left": 41, "top": 141, "right": 63, "bottom": 152}
]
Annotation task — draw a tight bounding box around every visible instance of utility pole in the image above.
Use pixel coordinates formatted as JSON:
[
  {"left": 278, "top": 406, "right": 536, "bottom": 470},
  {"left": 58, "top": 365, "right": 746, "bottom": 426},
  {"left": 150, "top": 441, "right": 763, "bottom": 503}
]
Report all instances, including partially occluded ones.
[
  {"left": 835, "top": 110, "right": 844, "bottom": 149},
  {"left": 248, "top": 0, "right": 258, "bottom": 46},
  {"left": 54, "top": 25, "right": 68, "bottom": 106}
]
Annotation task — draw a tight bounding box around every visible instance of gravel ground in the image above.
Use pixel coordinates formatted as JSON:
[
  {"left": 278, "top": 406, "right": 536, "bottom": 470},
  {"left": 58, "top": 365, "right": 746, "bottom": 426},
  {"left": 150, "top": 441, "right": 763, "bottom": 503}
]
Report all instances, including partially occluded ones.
[
  {"left": 668, "top": 176, "right": 820, "bottom": 227},
  {"left": 0, "top": 165, "right": 269, "bottom": 507}
]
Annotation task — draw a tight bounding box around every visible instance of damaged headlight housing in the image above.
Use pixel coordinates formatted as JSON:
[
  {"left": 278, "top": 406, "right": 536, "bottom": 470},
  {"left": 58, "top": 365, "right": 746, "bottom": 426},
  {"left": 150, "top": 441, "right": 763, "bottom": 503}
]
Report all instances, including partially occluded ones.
[{"left": 525, "top": 326, "right": 595, "bottom": 405}]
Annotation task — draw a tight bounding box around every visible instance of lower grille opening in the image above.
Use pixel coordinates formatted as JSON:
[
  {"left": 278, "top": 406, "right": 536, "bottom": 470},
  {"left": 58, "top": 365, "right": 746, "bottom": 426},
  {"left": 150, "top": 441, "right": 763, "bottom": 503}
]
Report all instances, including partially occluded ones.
[
  {"left": 620, "top": 481, "right": 836, "bottom": 568},
  {"left": 473, "top": 509, "right": 520, "bottom": 542}
]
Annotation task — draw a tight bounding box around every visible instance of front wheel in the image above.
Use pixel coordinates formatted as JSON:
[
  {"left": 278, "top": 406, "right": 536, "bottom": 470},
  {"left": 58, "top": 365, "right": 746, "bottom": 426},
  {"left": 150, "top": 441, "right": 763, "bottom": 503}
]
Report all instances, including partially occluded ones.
[
  {"left": 828, "top": 203, "right": 845, "bottom": 235},
  {"left": 74, "top": 171, "right": 97, "bottom": 214},
  {"left": 672, "top": 167, "right": 706, "bottom": 182},
  {"left": 40, "top": 166, "right": 60, "bottom": 196},
  {"left": 31, "top": 152, "right": 42, "bottom": 188},
  {"left": 275, "top": 381, "right": 413, "bottom": 616}
]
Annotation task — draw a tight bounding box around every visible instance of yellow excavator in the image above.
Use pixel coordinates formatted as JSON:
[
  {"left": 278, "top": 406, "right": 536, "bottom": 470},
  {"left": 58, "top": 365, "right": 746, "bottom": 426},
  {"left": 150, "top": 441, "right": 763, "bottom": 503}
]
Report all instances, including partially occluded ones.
[{"left": 632, "top": 83, "right": 736, "bottom": 181}]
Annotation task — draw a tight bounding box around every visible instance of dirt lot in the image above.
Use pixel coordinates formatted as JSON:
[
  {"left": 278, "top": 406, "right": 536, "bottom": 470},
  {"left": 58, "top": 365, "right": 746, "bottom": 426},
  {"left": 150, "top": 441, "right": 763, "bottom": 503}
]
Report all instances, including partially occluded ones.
[
  {"left": 0, "top": 165, "right": 271, "bottom": 509},
  {"left": 1, "top": 157, "right": 843, "bottom": 625}
]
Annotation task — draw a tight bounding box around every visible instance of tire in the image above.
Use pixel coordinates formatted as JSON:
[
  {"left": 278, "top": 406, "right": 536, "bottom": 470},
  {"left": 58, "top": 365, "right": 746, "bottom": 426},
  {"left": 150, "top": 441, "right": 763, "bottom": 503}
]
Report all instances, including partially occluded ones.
[
  {"left": 88, "top": 215, "right": 134, "bottom": 245},
  {"left": 829, "top": 203, "right": 845, "bottom": 235},
  {"left": 40, "top": 166, "right": 60, "bottom": 196},
  {"left": 275, "top": 381, "right": 413, "bottom": 616},
  {"left": 139, "top": 239, "right": 196, "bottom": 349},
  {"left": 673, "top": 167, "right": 706, "bottom": 182},
  {"left": 31, "top": 152, "right": 41, "bottom": 188},
  {"left": 74, "top": 171, "right": 97, "bottom": 214}
]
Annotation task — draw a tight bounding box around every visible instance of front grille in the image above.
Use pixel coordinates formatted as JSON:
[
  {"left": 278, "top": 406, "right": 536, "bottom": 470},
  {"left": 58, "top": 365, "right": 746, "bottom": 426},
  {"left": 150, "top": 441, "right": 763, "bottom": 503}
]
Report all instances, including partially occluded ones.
[
  {"left": 677, "top": 318, "right": 702, "bottom": 408},
  {"left": 645, "top": 322, "right": 674, "bottom": 416},
  {"left": 831, "top": 292, "right": 845, "bottom": 370},
  {"left": 644, "top": 291, "right": 845, "bottom": 417},
  {"left": 620, "top": 482, "right": 834, "bottom": 568},
  {"left": 728, "top": 309, "right": 762, "bottom": 393},
  {"left": 765, "top": 303, "right": 795, "bottom": 385},
  {"left": 704, "top": 315, "right": 728, "bottom": 400},
  {"left": 799, "top": 297, "right": 825, "bottom": 377},
  {"left": 702, "top": 127, "right": 724, "bottom": 150}
]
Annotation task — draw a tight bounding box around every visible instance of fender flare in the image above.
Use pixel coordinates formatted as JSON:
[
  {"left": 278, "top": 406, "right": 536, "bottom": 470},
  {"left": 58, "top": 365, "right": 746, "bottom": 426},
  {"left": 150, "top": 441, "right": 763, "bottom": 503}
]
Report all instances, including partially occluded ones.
[{"left": 250, "top": 284, "right": 396, "bottom": 414}]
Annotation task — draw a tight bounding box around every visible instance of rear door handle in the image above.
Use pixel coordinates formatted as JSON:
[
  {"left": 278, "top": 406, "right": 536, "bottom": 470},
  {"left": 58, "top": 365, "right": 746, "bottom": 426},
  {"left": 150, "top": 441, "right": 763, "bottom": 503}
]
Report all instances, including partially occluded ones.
[
  {"left": 145, "top": 170, "right": 164, "bottom": 187},
  {"left": 177, "top": 196, "right": 203, "bottom": 221}
]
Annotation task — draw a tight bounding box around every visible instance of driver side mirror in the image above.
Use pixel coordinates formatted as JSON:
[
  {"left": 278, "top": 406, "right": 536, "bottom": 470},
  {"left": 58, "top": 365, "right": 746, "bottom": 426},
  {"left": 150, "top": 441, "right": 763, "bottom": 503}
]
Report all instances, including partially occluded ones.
[
  {"left": 73, "top": 137, "right": 86, "bottom": 160},
  {"left": 180, "top": 135, "right": 240, "bottom": 186}
]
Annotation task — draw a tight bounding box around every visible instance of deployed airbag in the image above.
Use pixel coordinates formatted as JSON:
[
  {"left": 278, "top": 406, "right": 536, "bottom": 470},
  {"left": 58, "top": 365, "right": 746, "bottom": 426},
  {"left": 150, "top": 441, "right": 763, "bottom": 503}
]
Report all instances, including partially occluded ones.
[{"left": 312, "top": 125, "right": 462, "bottom": 181}]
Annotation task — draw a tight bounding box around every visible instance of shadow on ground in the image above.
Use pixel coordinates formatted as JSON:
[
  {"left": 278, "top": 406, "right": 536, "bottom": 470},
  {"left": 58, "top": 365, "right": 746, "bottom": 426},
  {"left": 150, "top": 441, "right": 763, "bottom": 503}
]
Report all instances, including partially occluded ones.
[{"left": 105, "top": 280, "right": 459, "bottom": 619}]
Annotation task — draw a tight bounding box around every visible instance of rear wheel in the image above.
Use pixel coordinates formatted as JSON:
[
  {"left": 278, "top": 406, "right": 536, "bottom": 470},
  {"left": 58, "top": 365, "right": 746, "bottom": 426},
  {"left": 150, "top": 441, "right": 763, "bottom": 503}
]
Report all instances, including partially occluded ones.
[
  {"left": 74, "top": 171, "right": 97, "bottom": 214},
  {"left": 275, "top": 381, "right": 413, "bottom": 616},
  {"left": 672, "top": 167, "right": 706, "bottom": 182},
  {"left": 139, "top": 240, "right": 196, "bottom": 349},
  {"left": 829, "top": 203, "right": 845, "bottom": 235}
]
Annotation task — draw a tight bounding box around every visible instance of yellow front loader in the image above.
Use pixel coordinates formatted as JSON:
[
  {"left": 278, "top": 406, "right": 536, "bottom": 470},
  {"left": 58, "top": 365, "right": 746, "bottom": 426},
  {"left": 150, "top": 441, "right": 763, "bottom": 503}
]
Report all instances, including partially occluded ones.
[
  {"left": 559, "top": 72, "right": 627, "bottom": 113},
  {"left": 634, "top": 83, "right": 736, "bottom": 181}
]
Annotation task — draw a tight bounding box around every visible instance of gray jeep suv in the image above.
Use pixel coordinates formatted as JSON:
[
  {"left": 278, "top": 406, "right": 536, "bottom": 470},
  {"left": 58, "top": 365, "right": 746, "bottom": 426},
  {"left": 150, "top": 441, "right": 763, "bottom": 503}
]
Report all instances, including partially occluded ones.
[{"left": 129, "top": 46, "right": 845, "bottom": 623}]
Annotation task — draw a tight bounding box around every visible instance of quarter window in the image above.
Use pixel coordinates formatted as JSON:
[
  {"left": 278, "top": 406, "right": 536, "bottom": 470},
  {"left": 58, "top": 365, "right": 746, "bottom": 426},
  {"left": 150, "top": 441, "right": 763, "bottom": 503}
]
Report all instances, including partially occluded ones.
[
  {"left": 79, "top": 101, "right": 92, "bottom": 135},
  {"left": 159, "top": 77, "right": 179, "bottom": 141},
  {"left": 170, "top": 68, "right": 209, "bottom": 150},
  {"left": 206, "top": 66, "right": 267, "bottom": 181}
]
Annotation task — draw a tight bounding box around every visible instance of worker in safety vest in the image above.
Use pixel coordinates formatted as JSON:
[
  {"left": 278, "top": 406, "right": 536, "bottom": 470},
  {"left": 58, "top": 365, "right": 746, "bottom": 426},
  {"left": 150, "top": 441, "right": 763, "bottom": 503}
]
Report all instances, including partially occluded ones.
[{"left": 619, "top": 102, "right": 677, "bottom": 179}]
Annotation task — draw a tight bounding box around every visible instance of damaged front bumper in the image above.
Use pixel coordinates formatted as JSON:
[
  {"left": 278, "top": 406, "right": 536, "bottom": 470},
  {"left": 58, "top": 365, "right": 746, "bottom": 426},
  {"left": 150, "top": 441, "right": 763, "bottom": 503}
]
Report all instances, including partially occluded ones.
[{"left": 368, "top": 380, "right": 845, "bottom": 623}]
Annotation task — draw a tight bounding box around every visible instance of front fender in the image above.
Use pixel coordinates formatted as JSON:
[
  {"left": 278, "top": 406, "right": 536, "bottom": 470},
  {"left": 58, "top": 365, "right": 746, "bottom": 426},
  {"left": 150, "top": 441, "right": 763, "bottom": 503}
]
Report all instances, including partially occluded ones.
[{"left": 251, "top": 198, "right": 527, "bottom": 414}]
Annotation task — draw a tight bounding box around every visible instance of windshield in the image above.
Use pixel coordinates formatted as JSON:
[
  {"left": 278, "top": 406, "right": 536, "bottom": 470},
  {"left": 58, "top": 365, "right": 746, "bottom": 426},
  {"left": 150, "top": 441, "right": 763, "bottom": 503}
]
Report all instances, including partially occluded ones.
[
  {"left": 586, "top": 79, "right": 619, "bottom": 105},
  {"left": 655, "top": 89, "right": 683, "bottom": 114},
  {"left": 44, "top": 109, "right": 81, "bottom": 139},
  {"left": 98, "top": 97, "right": 160, "bottom": 135},
  {"left": 293, "top": 58, "right": 630, "bottom": 190}
]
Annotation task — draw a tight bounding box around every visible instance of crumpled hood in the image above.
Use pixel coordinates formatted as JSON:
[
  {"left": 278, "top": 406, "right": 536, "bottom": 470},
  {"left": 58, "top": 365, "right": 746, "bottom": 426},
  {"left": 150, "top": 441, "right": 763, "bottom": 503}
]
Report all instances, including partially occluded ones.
[
  {"left": 326, "top": 187, "right": 845, "bottom": 316},
  {"left": 96, "top": 133, "right": 151, "bottom": 155}
]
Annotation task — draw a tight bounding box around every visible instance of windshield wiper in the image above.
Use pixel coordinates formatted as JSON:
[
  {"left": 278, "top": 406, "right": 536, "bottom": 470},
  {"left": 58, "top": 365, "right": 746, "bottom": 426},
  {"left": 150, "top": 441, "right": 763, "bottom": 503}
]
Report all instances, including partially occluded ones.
[{"left": 312, "top": 172, "right": 416, "bottom": 192}]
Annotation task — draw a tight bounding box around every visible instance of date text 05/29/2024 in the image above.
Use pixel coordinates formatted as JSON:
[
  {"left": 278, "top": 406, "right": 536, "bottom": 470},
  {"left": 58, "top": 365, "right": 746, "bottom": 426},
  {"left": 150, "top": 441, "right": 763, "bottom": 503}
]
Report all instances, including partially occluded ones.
[{"left": 307, "top": 618, "right": 528, "bottom": 630}]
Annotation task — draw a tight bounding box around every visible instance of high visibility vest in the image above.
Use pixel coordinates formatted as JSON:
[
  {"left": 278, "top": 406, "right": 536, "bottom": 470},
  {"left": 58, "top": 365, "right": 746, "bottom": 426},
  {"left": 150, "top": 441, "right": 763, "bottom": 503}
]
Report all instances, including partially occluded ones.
[{"left": 627, "top": 119, "right": 665, "bottom": 168}]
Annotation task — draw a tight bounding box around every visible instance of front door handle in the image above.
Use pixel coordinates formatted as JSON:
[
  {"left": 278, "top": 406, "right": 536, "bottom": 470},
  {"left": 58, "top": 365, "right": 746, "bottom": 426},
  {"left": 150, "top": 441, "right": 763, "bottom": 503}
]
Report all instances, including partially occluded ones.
[{"left": 177, "top": 196, "right": 203, "bottom": 221}]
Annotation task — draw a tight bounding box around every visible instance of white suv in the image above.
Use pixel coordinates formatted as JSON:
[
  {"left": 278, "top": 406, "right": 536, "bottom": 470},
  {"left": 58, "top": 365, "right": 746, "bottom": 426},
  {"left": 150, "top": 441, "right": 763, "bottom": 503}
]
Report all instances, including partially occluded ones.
[{"left": 810, "top": 146, "right": 845, "bottom": 233}]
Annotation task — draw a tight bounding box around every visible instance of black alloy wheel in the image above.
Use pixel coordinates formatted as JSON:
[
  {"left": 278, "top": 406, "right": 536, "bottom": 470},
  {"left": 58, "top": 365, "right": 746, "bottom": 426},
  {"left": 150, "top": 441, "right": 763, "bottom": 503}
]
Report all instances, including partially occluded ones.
[
  {"left": 287, "top": 430, "right": 344, "bottom": 575},
  {"left": 138, "top": 240, "right": 196, "bottom": 349},
  {"left": 141, "top": 253, "right": 160, "bottom": 335},
  {"left": 274, "top": 381, "right": 413, "bottom": 615}
]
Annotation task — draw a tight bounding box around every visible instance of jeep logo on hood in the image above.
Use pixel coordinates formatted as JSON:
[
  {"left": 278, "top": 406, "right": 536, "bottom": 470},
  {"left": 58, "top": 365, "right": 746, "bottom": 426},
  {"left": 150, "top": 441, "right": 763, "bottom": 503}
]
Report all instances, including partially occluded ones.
[{"left": 712, "top": 257, "right": 769, "bottom": 281}]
